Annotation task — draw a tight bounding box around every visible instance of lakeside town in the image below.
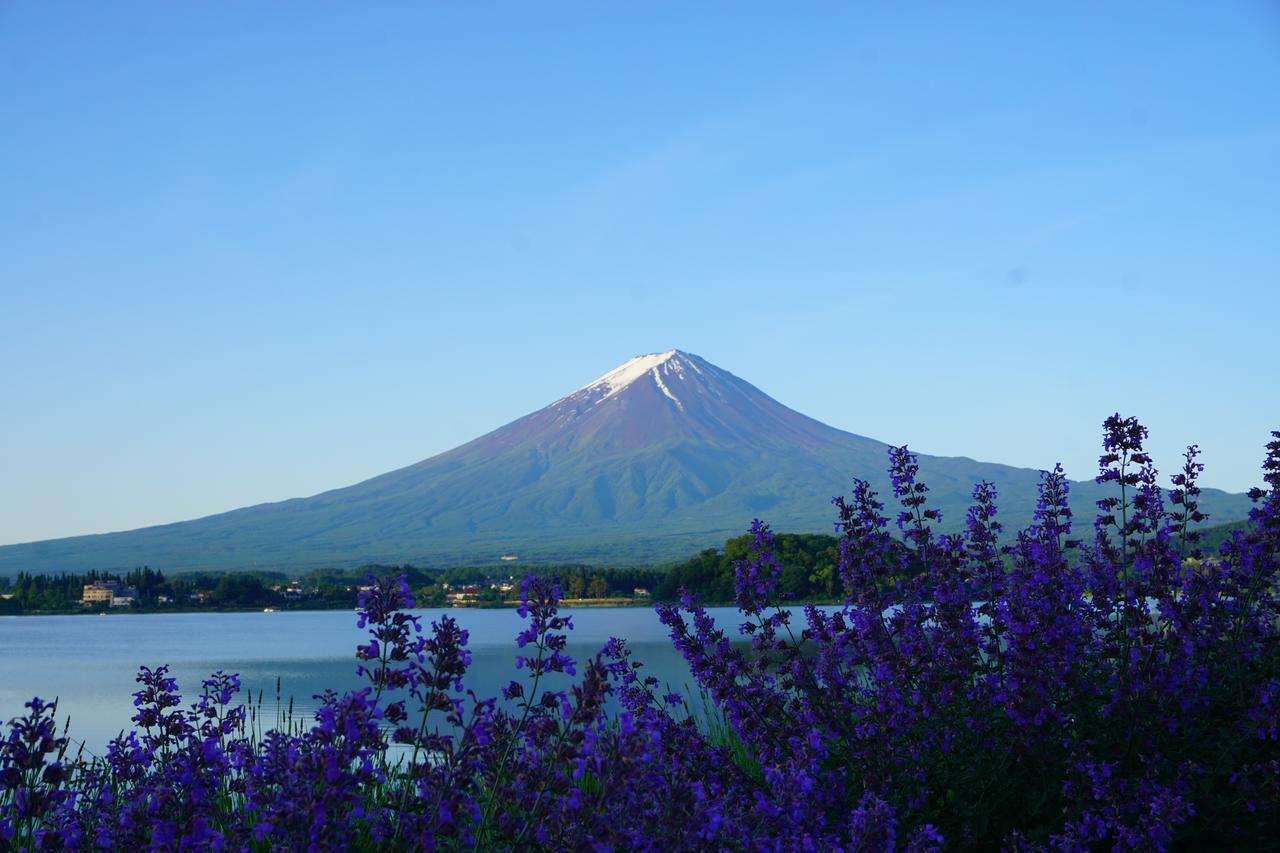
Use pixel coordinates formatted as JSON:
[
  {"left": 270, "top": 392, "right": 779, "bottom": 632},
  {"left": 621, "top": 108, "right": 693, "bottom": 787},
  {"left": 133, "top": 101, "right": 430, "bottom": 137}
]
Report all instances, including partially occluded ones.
[
  {"left": 74, "top": 576, "right": 653, "bottom": 610},
  {"left": 0, "top": 564, "right": 663, "bottom": 615}
]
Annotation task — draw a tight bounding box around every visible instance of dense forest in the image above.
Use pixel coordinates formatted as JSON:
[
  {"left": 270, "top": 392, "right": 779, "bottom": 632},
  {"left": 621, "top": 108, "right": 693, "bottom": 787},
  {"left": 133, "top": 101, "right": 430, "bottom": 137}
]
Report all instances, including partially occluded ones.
[
  {"left": 654, "top": 532, "right": 842, "bottom": 602},
  {"left": 0, "top": 566, "right": 352, "bottom": 614}
]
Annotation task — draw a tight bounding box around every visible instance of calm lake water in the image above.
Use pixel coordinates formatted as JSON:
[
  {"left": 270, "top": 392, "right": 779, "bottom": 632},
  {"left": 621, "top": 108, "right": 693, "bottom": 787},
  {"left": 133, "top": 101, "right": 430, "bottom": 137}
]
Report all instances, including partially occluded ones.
[{"left": 0, "top": 606, "right": 754, "bottom": 752}]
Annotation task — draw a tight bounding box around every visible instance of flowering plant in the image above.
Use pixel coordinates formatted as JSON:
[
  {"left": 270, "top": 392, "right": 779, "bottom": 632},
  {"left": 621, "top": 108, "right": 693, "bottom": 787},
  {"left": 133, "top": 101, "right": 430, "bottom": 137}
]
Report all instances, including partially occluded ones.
[{"left": 2, "top": 417, "right": 1277, "bottom": 849}]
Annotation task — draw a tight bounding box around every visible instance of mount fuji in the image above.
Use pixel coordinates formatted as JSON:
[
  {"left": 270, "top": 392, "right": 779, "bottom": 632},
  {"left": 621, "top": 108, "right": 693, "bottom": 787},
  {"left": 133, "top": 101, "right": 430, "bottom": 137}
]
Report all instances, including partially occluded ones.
[{"left": 0, "top": 350, "right": 1252, "bottom": 574}]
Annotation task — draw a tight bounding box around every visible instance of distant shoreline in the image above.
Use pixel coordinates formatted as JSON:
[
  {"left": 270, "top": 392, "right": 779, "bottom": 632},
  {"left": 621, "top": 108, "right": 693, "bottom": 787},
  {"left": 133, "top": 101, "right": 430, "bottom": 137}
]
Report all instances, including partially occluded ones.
[
  {"left": 0, "top": 596, "right": 853, "bottom": 618},
  {"left": 0, "top": 598, "right": 666, "bottom": 618}
]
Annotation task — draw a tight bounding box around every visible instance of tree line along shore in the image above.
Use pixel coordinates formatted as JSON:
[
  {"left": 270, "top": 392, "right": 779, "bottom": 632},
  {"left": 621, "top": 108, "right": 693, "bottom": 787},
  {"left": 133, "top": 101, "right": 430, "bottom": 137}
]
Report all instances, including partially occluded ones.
[{"left": 0, "top": 519, "right": 1246, "bottom": 617}]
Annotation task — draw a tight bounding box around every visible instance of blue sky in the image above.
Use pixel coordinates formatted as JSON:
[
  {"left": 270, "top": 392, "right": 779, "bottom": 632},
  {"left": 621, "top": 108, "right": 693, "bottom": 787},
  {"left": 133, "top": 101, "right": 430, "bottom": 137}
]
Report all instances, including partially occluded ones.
[{"left": 2, "top": 2, "right": 1278, "bottom": 544}]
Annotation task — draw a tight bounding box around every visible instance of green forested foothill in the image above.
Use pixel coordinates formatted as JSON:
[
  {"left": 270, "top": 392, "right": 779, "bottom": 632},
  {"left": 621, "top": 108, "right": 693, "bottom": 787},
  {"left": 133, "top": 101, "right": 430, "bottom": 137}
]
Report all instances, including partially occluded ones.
[
  {"left": 655, "top": 532, "right": 843, "bottom": 603},
  {"left": 1187, "top": 518, "right": 1252, "bottom": 554}
]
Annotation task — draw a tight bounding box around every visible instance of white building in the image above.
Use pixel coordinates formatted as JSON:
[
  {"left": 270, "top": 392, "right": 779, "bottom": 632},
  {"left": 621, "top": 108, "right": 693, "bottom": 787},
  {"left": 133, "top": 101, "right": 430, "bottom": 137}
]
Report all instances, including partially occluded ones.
[{"left": 83, "top": 581, "right": 138, "bottom": 607}]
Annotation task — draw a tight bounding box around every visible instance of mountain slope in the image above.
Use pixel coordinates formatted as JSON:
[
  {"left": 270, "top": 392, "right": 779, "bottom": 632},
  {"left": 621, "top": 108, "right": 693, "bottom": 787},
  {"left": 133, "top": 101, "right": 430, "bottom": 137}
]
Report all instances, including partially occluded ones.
[{"left": 0, "top": 351, "right": 1253, "bottom": 574}]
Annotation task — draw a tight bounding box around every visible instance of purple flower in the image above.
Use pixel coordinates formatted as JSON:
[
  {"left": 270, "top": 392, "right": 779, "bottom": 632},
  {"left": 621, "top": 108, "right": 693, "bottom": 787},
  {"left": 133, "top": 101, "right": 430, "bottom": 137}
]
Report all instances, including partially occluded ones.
[{"left": 4, "top": 416, "right": 1278, "bottom": 849}]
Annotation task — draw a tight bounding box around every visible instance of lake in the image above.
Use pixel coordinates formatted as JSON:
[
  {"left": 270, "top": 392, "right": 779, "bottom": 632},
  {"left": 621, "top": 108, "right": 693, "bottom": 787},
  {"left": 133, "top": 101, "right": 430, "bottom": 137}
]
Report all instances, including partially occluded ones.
[{"left": 0, "top": 605, "right": 755, "bottom": 752}]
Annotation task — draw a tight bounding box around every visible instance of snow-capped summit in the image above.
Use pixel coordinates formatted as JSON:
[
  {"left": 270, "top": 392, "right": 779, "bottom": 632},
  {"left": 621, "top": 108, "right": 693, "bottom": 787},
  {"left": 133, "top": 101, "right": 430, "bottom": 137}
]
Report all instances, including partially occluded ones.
[
  {"left": 532, "top": 348, "right": 841, "bottom": 454},
  {"left": 572, "top": 350, "right": 680, "bottom": 400},
  {"left": 566, "top": 350, "right": 679, "bottom": 404},
  {"left": 562, "top": 350, "right": 711, "bottom": 414}
]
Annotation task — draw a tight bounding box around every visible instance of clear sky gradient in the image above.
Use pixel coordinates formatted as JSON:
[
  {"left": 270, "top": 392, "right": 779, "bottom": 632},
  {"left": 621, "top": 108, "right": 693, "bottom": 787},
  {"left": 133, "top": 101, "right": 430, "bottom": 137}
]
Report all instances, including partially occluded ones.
[{"left": 2, "top": 2, "right": 1278, "bottom": 545}]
